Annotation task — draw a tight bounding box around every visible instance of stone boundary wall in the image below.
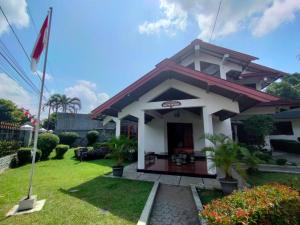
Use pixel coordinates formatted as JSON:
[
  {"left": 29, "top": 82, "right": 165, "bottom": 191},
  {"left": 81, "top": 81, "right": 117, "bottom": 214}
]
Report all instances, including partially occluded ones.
[{"left": 0, "top": 154, "right": 16, "bottom": 173}]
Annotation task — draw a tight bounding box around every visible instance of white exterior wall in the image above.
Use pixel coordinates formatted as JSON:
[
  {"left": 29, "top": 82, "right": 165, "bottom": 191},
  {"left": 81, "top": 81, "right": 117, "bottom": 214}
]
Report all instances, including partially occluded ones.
[
  {"left": 213, "top": 117, "right": 233, "bottom": 138},
  {"left": 144, "top": 109, "right": 205, "bottom": 154}
]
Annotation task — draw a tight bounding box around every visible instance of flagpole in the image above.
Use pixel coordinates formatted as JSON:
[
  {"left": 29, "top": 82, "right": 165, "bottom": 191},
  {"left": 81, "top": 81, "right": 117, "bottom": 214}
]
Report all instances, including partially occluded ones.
[{"left": 27, "top": 7, "right": 53, "bottom": 199}]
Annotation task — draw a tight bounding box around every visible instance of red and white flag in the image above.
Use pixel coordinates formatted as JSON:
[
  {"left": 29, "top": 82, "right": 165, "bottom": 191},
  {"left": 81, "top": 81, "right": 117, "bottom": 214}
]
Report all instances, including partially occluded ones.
[{"left": 30, "top": 15, "right": 49, "bottom": 72}]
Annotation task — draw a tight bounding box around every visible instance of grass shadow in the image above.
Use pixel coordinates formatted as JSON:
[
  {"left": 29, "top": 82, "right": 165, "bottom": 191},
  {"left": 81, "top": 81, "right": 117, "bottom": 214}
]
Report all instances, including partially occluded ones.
[{"left": 60, "top": 176, "right": 152, "bottom": 223}]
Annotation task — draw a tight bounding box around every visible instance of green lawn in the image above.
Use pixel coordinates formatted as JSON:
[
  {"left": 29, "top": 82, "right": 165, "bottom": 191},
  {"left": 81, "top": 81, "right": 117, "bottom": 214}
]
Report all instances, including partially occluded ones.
[
  {"left": 0, "top": 150, "right": 153, "bottom": 225},
  {"left": 247, "top": 171, "right": 300, "bottom": 190}
]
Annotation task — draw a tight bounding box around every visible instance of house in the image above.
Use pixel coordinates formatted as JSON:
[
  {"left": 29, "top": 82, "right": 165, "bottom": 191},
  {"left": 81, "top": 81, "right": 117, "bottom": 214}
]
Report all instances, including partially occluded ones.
[{"left": 91, "top": 39, "right": 300, "bottom": 177}]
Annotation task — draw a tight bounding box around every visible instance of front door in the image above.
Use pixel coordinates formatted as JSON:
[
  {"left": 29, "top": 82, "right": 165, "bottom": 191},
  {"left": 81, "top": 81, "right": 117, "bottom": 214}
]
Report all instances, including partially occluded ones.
[{"left": 167, "top": 123, "right": 194, "bottom": 155}]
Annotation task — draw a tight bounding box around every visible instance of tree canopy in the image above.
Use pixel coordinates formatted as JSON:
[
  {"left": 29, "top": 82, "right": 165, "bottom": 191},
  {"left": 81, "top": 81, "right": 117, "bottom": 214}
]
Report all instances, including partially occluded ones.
[
  {"left": 266, "top": 73, "right": 300, "bottom": 100},
  {"left": 0, "top": 99, "right": 30, "bottom": 124}
]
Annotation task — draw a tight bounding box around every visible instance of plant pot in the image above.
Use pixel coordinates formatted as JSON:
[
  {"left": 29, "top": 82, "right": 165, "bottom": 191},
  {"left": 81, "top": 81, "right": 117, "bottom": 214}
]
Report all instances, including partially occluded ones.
[
  {"left": 127, "top": 152, "right": 137, "bottom": 162},
  {"left": 219, "top": 178, "right": 238, "bottom": 195},
  {"left": 112, "top": 166, "right": 124, "bottom": 177}
]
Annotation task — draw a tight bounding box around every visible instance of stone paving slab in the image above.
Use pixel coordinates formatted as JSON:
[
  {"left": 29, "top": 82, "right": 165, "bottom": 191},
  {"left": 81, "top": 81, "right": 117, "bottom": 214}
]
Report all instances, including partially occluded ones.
[
  {"left": 202, "top": 178, "right": 221, "bottom": 189},
  {"left": 180, "top": 176, "right": 204, "bottom": 187},
  {"left": 158, "top": 175, "right": 181, "bottom": 185},
  {"left": 138, "top": 173, "right": 161, "bottom": 182},
  {"left": 149, "top": 184, "right": 200, "bottom": 225}
]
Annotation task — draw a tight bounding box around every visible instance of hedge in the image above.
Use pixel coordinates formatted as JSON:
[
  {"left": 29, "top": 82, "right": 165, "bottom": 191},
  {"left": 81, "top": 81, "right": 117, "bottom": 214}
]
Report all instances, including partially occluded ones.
[
  {"left": 201, "top": 183, "right": 300, "bottom": 225},
  {"left": 37, "top": 133, "right": 60, "bottom": 160},
  {"left": 86, "top": 130, "right": 99, "bottom": 146},
  {"left": 0, "top": 140, "right": 20, "bottom": 157},
  {"left": 55, "top": 144, "right": 69, "bottom": 159},
  {"left": 58, "top": 132, "right": 79, "bottom": 146},
  {"left": 17, "top": 147, "right": 42, "bottom": 165},
  {"left": 270, "top": 139, "right": 300, "bottom": 154}
]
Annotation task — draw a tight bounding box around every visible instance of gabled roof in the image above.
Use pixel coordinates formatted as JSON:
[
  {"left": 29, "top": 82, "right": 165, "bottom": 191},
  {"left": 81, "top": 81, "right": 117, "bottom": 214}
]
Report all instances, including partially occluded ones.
[
  {"left": 171, "top": 39, "right": 258, "bottom": 63},
  {"left": 91, "top": 60, "right": 280, "bottom": 119}
]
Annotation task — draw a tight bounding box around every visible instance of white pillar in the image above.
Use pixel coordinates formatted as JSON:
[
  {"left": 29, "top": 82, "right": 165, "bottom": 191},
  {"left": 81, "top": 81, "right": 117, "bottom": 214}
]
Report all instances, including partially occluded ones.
[
  {"left": 202, "top": 107, "right": 216, "bottom": 175},
  {"left": 194, "top": 44, "right": 201, "bottom": 71},
  {"left": 115, "top": 118, "right": 121, "bottom": 138},
  {"left": 138, "top": 111, "right": 145, "bottom": 169}
]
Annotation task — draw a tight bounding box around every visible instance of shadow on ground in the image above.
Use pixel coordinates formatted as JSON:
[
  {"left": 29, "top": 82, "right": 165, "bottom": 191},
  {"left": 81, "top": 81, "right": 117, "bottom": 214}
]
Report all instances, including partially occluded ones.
[{"left": 60, "top": 175, "right": 153, "bottom": 223}]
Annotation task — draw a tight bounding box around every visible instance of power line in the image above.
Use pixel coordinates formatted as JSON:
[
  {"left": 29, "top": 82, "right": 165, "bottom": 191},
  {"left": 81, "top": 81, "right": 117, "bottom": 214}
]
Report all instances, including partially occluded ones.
[
  {"left": 0, "top": 38, "right": 42, "bottom": 95},
  {"left": 0, "top": 50, "right": 40, "bottom": 94},
  {"left": 0, "top": 6, "right": 50, "bottom": 94},
  {"left": 209, "top": 0, "right": 223, "bottom": 43}
]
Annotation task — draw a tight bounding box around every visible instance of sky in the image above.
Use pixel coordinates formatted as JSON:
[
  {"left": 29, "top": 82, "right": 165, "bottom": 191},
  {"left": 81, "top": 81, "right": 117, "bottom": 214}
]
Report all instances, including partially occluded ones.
[{"left": 0, "top": 0, "right": 300, "bottom": 117}]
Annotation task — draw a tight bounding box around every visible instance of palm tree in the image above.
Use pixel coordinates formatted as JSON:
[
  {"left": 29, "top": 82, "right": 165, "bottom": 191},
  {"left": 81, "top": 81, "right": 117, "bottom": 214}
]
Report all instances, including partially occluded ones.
[
  {"left": 58, "top": 94, "right": 81, "bottom": 113},
  {"left": 43, "top": 94, "right": 61, "bottom": 129}
]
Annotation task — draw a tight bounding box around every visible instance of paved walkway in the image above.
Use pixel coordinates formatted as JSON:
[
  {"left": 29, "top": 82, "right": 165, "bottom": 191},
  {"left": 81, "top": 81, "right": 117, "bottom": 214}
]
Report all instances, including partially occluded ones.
[
  {"left": 107, "top": 163, "right": 221, "bottom": 189},
  {"left": 149, "top": 184, "right": 200, "bottom": 225}
]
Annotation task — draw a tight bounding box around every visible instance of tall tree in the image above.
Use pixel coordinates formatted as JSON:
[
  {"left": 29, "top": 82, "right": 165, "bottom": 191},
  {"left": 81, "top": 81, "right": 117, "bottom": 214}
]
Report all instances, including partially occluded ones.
[
  {"left": 58, "top": 94, "right": 81, "bottom": 113},
  {"left": 266, "top": 73, "right": 300, "bottom": 100},
  {"left": 43, "top": 94, "right": 61, "bottom": 129},
  {"left": 0, "top": 99, "right": 30, "bottom": 123}
]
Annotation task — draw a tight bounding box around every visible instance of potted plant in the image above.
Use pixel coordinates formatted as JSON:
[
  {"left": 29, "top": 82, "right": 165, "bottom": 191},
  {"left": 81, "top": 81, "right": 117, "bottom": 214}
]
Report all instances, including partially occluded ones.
[
  {"left": 202, "top": 134, "right": 249, "bottom": 195},
  {"left": 126, "top": 138, "right": 137, "bottom": 162},
  {"left": 106, "top": 136, "right": 130, "bottom": 177}
]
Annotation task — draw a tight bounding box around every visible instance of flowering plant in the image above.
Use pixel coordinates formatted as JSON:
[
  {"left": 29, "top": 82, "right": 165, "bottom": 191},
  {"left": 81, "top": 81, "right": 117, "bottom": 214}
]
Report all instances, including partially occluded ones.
[{"left": 201, "top": 183, "right": 300, "bottom": 225}]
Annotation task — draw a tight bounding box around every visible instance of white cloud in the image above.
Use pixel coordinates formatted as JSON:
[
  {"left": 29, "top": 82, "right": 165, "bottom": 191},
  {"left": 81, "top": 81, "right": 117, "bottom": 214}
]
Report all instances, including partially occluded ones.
[
  {"left": 36, "top": 70, "right": 53, "bottom": 81},
  {"left": 0, "top": 73, "right": 35, "bottom": 111},
  {"left": 139, "top": 0, "right": 188, "bottom": 36},
  {"left": 252, "top": 0, "right": 300, "bottom": 37},
  {"left": 138, "top": 0, "right": 300, "bottom": 40},
  {"left": 0, "top": 0, "right": 29, "bottom": 35},
  {"left": 64, "top": 80, "right": 109, "bottom": 113}
]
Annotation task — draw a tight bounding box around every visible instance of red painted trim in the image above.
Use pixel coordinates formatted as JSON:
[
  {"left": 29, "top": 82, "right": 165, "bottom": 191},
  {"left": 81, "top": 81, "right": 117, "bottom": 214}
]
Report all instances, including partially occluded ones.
[
  {"left": 248, "top": 62, "right": 288, "bottom": 75},
  {"left": 91, "top": 60, "right": 280, "bottom": 118}
]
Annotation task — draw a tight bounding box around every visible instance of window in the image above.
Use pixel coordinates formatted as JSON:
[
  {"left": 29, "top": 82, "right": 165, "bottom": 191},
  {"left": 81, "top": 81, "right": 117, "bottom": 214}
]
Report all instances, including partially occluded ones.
[
  {"left": 271, "top": 121, "right": 294, "bottom": 135},
  {"left": 200, "top": 61, "right": 220, "bottom": 77}
]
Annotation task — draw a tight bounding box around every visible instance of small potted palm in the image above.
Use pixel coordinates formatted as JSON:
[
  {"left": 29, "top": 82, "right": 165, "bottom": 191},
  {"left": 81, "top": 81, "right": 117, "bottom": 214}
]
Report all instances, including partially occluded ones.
[
  {"left": 202, "top": 134, "right": 249, "bottom": 195},
  {"left": 106, "top": 136, "right": 130, "bottom": 177}
]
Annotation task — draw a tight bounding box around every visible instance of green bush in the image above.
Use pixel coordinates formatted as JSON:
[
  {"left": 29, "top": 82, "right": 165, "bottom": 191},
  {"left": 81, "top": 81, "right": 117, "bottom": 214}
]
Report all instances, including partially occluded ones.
[
  {"left": 9, "top": 156, "right": 19, "bottom": 168},
  {"left": 255, "top": 151, "right": 272, "bottom": 162},
  {"left": 58, "top": 132, "right": 79, "bottom": 146},
  {"left": 270, "top": 139, "right": 300, "bottom": 154},
  {"left": 37, "top": 133, "right": 59, "bottom": 160},
  {"left": 201, "top": 183, "right": 300, "bottom": 225},
  {"left": 0, "top": 140, "right": 20, "bottom": 157},
  {"left": 55, "top": 144, "right": 69, "bottom": 159},
  {"left": 86, "top": 130, "right": 99, "bottom": 146},
  {"left": 93, "top": 142, "right": 106, "bottom": 150},
  {"left": 276, "top": 158, "right": 287, "bottom": 165},
  {"left": 17, "top": 147, "right": 42, "bottom": 165}
]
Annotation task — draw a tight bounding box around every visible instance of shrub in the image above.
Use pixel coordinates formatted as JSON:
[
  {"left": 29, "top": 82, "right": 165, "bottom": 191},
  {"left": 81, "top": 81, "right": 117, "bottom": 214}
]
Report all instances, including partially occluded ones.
[
  {"left": 93, "top": 142, "right": 105, "bottom": 150},
  {"left": 86, "top": 130, "right": 99, "bottom": 146},
  {"left": 9, "top": 156, "right": 19, "bottom": 168},
  {"left": 255, "top": 151, "right": 272, "bottom": 162},
  {"left": 243, "top": 115, "right": 274, "bottom": 147},
  {"left": 276, "top": 158, "right": 287, "bottom": 165},
  {"left": 37, "top": 133, "right": 59, "bottom": 160},
  {"left": 270, "top": 139, "right": 300, "bottom": 154},
  {"left": 17, "top": 147, "right": 42, "bottom": 165},
  {"left": 0, "top": 140, "right": 20, "bottom": 157},
  {"left": 201, "top": 184, "right": 300, "bottom": 225},
  {"left": 55, "top": 144, "right": 69, "bottom": 159},
  {"left": 58, "top": 132, "right": 79, "bottom": 146}
]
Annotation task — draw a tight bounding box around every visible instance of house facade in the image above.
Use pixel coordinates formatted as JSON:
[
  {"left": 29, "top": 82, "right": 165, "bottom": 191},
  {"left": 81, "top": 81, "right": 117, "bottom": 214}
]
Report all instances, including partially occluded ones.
[{"left": 91, "top": 39, "right": 299, "bottom": 177}]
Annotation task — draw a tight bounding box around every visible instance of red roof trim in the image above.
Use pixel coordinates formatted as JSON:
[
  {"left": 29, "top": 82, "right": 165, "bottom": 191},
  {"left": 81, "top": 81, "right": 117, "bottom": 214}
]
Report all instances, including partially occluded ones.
[
  {"left": 91, "top": 60, "right": 280, "bottom": 118},
  {"left": 240, "top": 72, "right": 282, "bottom": 78}
]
